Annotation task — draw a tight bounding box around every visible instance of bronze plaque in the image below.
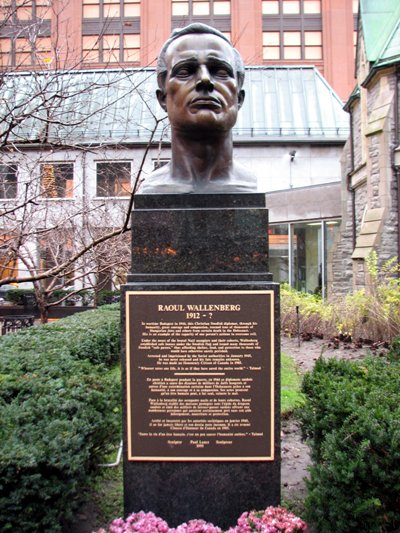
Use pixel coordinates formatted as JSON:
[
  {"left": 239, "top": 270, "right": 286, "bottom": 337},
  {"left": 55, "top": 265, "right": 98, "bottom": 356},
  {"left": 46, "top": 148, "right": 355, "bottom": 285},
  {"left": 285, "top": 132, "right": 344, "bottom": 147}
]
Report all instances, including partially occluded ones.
[{"left": 125, "top": 290, "right": 275, "bottom": 461}]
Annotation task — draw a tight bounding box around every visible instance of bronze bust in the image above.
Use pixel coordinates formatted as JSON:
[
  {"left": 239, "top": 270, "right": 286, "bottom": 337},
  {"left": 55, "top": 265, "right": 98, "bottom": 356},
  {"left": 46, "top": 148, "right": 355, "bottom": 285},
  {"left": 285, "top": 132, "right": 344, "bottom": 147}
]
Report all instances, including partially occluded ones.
[{"left": 141, "top": 23, "right": 257, "bottom": 193}]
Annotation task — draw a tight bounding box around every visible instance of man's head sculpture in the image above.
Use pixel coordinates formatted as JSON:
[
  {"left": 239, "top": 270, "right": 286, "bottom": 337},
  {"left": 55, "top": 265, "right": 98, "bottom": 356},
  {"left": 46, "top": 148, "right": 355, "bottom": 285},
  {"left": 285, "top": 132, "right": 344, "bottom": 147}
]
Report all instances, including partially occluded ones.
[{"left": 141, "top": 23, "right": 257, "bottom": 193}]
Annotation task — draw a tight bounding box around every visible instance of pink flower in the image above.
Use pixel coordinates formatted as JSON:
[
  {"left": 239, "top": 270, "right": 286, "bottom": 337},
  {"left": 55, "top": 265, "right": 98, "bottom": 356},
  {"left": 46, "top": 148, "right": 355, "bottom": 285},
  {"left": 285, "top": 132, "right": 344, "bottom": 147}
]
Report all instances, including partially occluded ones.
[
  {"left": 229, "top": 507, "right": 307, "bottom": 533},
  {"left": 99, "top": 507, "right": 307, "bottom": 533},
  {"left": 171, "top": 519, "right": 222, "bottom": 533}
]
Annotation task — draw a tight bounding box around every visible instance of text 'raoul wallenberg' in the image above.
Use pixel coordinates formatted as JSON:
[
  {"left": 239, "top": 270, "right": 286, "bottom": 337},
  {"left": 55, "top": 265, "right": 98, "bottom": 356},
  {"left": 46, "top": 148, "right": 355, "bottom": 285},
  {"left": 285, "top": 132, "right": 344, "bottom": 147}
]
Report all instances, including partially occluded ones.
[{"left": 158, "top": 304, "right": 241, "bottom": 312}]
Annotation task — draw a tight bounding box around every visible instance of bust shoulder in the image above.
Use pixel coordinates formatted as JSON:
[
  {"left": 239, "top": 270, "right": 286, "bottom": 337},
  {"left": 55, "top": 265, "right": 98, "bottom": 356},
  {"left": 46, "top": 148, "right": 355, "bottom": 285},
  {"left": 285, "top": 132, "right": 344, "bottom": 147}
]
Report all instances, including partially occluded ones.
[{"left": 140, "top": 161, "right": 258, "bottom": 193}]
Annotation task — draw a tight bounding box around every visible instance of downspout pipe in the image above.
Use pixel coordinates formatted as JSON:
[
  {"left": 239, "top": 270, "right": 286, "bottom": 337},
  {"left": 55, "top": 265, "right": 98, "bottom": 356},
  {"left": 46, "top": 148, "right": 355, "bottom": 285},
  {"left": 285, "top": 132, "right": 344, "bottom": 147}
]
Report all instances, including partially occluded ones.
[{"left": 347, "top": 108, "right": 357, "bottom": 249}]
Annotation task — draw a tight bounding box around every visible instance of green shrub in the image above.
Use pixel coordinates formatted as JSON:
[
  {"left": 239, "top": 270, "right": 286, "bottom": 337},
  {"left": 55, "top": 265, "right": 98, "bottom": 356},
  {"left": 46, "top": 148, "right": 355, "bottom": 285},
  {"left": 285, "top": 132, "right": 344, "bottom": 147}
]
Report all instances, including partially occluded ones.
[
  {"left": 299, "top": 356, "right": 400, "bottom": 532},
  {"left": 0, "top": 304, "right": 120, "bottom": 366},
  {"left": 96, "top": 289, "right": 121, "bottom": 306},
  {"left": 0, "top": 304, "right": 121, "bottom": 532},
  {"left": 5, "top": 288, "right": 36, "bottom": 306},
  {"left": 388, "top": 335, "right": 400, "bottom": 361}
]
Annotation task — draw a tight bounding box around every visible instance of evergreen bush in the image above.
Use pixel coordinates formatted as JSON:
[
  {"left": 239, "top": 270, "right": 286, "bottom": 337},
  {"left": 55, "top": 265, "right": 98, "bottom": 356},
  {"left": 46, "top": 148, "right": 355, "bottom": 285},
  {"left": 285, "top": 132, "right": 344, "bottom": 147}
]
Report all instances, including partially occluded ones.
[
  {"left": 299, "top": 354, "right": 400, "bottom": 532},
  {"left": 4, "top": 288, "right": 36, "bottom": 306},
  {"left": 0, "top": 305, "right": 121, "bottom": 532}
]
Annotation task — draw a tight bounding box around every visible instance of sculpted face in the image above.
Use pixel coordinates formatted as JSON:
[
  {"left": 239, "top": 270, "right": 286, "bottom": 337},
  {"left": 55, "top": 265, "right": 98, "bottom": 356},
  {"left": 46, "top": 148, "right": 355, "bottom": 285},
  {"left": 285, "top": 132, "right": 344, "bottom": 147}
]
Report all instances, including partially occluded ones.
[{"left": 157, "top": 33, "right": 245, "bottom": 137}]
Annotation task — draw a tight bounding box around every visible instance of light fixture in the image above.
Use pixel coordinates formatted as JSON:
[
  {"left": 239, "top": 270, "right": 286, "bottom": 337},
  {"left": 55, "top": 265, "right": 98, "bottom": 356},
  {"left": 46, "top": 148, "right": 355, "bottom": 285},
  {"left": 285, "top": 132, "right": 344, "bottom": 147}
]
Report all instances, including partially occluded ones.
[{"left": 289, "top": 150, "right": 296, "bottom": 162}]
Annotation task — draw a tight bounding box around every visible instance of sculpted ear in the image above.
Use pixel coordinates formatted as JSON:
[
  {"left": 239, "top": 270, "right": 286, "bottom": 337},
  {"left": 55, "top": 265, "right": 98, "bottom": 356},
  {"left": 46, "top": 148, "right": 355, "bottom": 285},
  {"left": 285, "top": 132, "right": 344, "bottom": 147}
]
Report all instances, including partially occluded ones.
[
  {"left": 238, "top": 89, "right": 245, "bottom": 109},
  {"left": 156, "top": 88, "right": 167, "bottom": 111}
]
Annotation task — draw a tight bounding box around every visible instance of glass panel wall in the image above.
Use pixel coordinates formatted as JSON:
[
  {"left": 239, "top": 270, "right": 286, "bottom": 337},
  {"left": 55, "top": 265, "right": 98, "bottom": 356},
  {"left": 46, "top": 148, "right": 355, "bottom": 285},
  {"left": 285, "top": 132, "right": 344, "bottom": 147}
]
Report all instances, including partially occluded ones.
[
  {"left": 291, "top": 221, "right": 322, "bottom": 295},
  {"left": 269, "top": 218, "right": 341, "bottom": 297},
  {"left": 269, "top": 224, "right": 289, "bottom": 284}
]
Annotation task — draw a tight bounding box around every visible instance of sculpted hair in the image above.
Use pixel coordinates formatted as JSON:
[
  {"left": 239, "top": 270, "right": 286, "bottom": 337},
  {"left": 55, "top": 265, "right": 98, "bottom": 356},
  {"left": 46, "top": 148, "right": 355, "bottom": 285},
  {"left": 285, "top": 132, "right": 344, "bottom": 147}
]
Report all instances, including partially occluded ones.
[{"left": 157, "top": 23, "right": 245, "bottom": 90}]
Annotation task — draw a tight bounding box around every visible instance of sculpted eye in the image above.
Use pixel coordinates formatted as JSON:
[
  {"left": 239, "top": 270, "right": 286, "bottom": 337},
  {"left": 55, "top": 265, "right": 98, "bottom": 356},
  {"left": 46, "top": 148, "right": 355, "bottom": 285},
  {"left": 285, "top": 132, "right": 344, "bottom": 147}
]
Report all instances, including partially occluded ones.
[
  {"left": 212, "top": 65, "right": 233, "bottom": 78},
  {"left": 175, "top": 66, "right": 193, "bottom": 78},
  {"left": 215, "top": 68, "right": 230, "bottom": 77}
]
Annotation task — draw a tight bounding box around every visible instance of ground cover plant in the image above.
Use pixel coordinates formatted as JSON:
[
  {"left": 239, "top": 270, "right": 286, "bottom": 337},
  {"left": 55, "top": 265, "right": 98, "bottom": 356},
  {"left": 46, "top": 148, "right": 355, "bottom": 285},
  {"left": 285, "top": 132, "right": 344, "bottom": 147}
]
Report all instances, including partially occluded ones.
[
  {"left": 281, "top": 254, "right": 400, "bottom": 344},
  {"left": 281, "top": 352, "right": 304, "bottom": 415},
  {"left": 298, "top": 338, "right": 400, "bottom": 532},
  {"left": 0, "top": 304, "right": 121, "bottom": 532}
]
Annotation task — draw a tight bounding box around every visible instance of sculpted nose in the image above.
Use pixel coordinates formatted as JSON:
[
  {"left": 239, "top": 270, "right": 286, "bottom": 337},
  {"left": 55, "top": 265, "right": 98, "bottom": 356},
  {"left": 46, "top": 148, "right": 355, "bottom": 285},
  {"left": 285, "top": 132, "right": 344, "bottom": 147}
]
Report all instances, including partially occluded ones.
[{"left": 196, "top": 65, "right": 214, "bottom": 91}]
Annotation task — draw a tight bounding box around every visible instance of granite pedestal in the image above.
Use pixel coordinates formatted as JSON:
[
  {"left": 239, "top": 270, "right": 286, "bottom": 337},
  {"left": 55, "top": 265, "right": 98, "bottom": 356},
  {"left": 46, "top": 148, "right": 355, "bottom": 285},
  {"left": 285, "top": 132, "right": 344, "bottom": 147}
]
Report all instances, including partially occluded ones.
[{"left": 121, "top": 193, "right": 280, "bottom": 529}]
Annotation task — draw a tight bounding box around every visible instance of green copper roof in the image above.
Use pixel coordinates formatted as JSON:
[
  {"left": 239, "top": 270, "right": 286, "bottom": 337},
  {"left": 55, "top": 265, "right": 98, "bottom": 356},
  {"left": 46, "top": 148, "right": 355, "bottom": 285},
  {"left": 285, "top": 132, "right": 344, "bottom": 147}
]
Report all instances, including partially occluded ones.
[
  {"left": 360, "top": 0, "right": 400, "bottom": 65},
  {"left": 0, "top": 66, "right": 349, "bottom": 146}
]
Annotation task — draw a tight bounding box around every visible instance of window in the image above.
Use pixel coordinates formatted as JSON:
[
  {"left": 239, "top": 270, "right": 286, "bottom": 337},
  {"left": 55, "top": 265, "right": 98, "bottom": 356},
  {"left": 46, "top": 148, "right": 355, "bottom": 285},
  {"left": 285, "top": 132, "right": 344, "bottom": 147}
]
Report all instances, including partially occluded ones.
[
  {"left": 13, "top": 0, "right": 51, "bottom": 20},
  {"left": 262, "top": 0, "right": 320, "bottom": 15},
  {"left": 82, "top": 35, "right": 100, "bottom": 62},
  {"left": 304, "top": 31, "right": 322, "bottom": 60},
  {"left": 263, "top": 30, "right": 322, "bottom": 61},
  {"left": 82, "top": 0, "right": 140, "bottom": 63},
  {"left": 41, "top": 163, "right": 74, "bottom": 198},
  {"left": 103, "top": 33, "right": 119, "bottom": 63},
  {"left": 123, "top": 34, "right": 140, "bottom": 62},
  {"left": 269, "top": 224, "right": 289, "bottom": 283},
  {"left": 0, "top": 38, "right": 12, "bottom": 67},
  {"left": 96, "top": 162, "right": 131, "bottom": 197},
  {"left": 15, "top": 37, "right": 32, "bottom": 65},
  {"left": 0, "top": 234, "right": 18, "bottom": 281},
  {"left": 303, "top": 0, "right": 320, "bottom": 14},
  {"left": 262, "top": 1, "right": 279, "bottom": 15},
  {"left": 0, "top": 164, "right": 17, "bottom": 199},
  {"left": 262, "top": 32, "right": 280, "bottom": 60},
  {"left": 82, "top": 0, "right": 140, "bottom": 20},
  {"left": 82, "top": 33, "right": 140, "bottom": 63},
  {"left": 1, "top": 35, "right": 52, "bottom": 67},
  {"left": 153, "top": 159, "right": 170, "bottom": 170},
  {"left": 172, "top": 0, "right": 230, "bottom": 18},
  {"left": 269, "top": 219, "right": 341, "bottom": 297},
  {"left": 262, "top": 0, "right": 322, "bottom": 62},
  {"left": 283, "top": 31, "right": 301, "bottom": 59},
  {"left": 292, "top": 222, "right": 321, "bottom": 294},
  {"left": 282, "top": 0, "right": 300, "bottom": 14},
  {"left": 8, "top": 0, "right": 51, "bottom": 20}
]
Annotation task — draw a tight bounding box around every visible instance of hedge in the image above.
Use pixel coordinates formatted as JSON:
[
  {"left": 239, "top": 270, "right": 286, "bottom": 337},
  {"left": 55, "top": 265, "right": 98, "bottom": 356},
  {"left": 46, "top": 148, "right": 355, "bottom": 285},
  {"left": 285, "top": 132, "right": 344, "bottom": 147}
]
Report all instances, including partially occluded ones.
[
  {"left": 0, "top": 305, "right": 121, "bottom": 532},
  {"left": 299, "top": 339, "right": 400, "bottom": 533}
]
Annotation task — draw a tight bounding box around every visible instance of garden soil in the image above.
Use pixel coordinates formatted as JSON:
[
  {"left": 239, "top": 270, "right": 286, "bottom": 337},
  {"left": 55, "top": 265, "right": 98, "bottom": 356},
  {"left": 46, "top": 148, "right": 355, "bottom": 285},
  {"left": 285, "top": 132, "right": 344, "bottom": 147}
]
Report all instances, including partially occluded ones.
[{"left": 63, "top": 336, "right": 377, "bottom": 533}]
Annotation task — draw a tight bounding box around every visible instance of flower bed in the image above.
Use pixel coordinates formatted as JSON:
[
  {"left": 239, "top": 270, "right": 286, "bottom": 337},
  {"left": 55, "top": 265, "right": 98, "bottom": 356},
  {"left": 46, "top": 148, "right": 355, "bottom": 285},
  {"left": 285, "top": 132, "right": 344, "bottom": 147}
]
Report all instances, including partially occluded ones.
[{"left": 97, "top": 508, "right": 307, "bottom": 533}]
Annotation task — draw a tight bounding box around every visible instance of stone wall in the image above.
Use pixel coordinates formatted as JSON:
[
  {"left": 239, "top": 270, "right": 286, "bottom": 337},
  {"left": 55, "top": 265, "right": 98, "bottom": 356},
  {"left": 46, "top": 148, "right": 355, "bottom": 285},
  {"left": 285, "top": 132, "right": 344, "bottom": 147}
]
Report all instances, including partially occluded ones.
[
  {"left": 330, "top": 65, "right": 399, "bottom": 296},
  {"left": 328, "top": 140, "right": 355, "bottom": 294}
]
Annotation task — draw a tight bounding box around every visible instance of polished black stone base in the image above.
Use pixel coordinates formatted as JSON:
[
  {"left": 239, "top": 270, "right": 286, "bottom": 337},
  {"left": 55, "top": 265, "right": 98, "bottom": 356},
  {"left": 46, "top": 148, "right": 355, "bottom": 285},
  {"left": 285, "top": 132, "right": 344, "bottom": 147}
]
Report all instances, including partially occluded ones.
[{"left": 121, "top": 194, "right": 280, "bottom": 529}]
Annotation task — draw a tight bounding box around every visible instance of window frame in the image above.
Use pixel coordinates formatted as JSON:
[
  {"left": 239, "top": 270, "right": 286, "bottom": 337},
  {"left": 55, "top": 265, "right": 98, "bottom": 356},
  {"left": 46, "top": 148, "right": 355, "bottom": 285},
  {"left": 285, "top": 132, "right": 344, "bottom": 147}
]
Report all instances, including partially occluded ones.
[
  {"left": 82, "top": 0, "right": 141, "bottom": 21},
  {"left": 171, "top": 0, "right": 231, "bottom": 34},
  {"left": 82, "top": 0, "right": 140, "bottom": 64},
  {"left": 40, "top": 162, "right": 75, "bottom": 200},
  {"left": 263, "top": 30, "right": 323, "bottom": 62},
  {"left": 262, "top": 0, "right": 323, "bottom": 62},
  {"left": 0, "top": 164, "right": 18, "bottom": 200},
  {"left": 95, "top": 160, "right": 132, "bottom": 198}
]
